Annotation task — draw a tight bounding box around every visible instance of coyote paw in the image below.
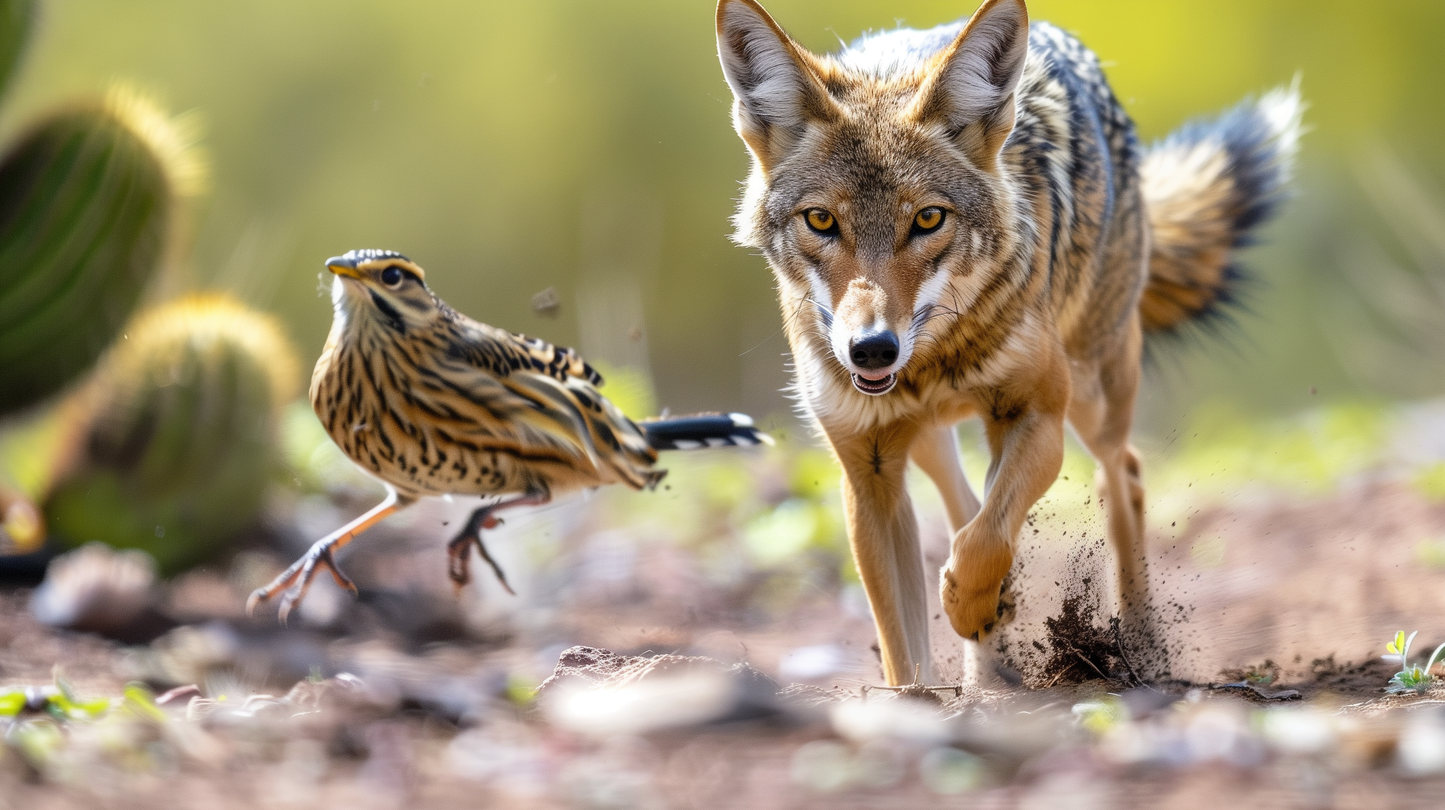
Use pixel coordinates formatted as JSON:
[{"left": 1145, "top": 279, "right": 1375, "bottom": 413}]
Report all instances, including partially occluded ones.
[{"left": 940, "top": 536, "right": 1013, "bottom": 641}]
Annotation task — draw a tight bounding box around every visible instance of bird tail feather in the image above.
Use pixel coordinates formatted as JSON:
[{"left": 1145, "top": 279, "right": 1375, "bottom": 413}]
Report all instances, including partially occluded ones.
[{"left": 639, "top": 412, "right": 772, "bottom": 452}]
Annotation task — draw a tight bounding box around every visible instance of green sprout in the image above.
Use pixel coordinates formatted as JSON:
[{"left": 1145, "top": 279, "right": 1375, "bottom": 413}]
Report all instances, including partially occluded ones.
[
  {"left": 1071, "top": 696, "right": 1127, "bottom": 734},
  {"left": 1384, "top": 630, "right": 1445, "bottom": 694}
]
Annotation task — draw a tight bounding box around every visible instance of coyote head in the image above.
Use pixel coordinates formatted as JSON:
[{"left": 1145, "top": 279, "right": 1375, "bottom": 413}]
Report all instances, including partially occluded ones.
[{"left": 716, "top": 0, "right": 1029, "bottom": 397}]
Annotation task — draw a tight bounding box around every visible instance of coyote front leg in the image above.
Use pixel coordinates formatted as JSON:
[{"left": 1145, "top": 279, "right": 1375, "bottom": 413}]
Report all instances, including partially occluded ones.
[
  {"left": 942, "top": 387, "right": 1068, "bottom": 641},
  {"left": 831, "top": 421, "right": 932, "bottom": 687}
]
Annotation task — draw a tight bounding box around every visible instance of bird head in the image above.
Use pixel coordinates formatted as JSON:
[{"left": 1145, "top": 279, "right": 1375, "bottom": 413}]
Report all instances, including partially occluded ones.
[{"left": 325, "top": 249, "right": 440, "bottom": 333}]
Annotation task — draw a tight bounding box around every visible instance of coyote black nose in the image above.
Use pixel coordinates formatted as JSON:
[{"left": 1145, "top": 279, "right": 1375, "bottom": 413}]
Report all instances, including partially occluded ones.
[{"left": 849, "top": 330, "right": 899, "bottom": 370}]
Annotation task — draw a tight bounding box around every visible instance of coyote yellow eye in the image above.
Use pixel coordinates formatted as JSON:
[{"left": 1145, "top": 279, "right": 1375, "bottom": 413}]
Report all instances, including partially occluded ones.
[
  {"left": 913, "top": 207, "right": 945, "bottom": 234},
  {"left": 804, "top": 209, "right": 837, "bottom": 234}
]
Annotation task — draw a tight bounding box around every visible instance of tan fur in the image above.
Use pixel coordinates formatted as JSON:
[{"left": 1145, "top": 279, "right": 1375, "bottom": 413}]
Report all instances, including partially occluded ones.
[
  {"left": 1139, "top": 143, "right": 1239, "bottom": 331},
  {"left": 717, "top": 0, "right": 1296, "bottom": 686},
  {"left": 1139, "top": 86, "right": 1302, "bottom": 332}
]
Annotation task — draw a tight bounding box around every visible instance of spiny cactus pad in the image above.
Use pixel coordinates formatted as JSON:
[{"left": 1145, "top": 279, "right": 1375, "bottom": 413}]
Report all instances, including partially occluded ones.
[
  {"left": 0, "top": 84, "right": 204, "bottom": 415},
  {"left": 45, "top": 294, "right": 298, "bottom": 574}
]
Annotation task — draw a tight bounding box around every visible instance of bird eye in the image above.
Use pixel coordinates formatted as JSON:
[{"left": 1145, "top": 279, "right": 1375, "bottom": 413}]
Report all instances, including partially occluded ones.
[
  {"left": 380, "top": 266, "right": 403, "bottom": 287},
  {"left": 913, "top": 207, "right": 945, "bottom": 234},
  {"left": 804, "top": 208, "right": 838, "bottom": 235}
]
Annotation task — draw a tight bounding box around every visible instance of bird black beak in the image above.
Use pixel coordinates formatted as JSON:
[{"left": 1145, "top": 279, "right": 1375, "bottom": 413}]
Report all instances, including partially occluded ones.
[{"left": 326, "top": 255, "right": 362, "bottom": 279}]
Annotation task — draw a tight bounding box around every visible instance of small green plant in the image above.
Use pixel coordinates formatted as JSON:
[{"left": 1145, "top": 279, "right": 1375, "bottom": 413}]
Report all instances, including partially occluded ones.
[
  {"left": 1071, "top": 696, "right": 1127, "bottom": 734},
  {"left": 0, "top": 676, "right": 163, "bottom": 723},
  {"left": 1383, "top": 630, "right": 1445, "bottom": 694},
  {"left": 0, "top": 675, "right": 168, "bottom": 773}
]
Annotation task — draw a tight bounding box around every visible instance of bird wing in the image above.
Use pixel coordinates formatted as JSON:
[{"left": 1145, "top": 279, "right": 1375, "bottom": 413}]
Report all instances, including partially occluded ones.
[
  {"left": 450, "top": 319, "right": 603, "bottom": 386},
  {"left": 421, "top": 318, "right": 658, "bottom": 488}
]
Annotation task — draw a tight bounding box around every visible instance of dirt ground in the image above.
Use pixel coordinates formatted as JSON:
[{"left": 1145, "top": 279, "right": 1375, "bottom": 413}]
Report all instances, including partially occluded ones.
[{"left": 4, "top": 472, "right": 1445, "bottom": 809}]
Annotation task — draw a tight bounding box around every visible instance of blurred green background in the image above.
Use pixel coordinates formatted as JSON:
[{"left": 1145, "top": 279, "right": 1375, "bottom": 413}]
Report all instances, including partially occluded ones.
[{"left": 6, "top": 0, "right": 1444, "bottom": 436}]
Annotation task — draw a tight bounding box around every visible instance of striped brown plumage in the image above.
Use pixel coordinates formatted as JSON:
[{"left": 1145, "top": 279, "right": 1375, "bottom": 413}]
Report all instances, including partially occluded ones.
[{"left": 248, "top": 249, "right": 767, "bottom": 620}]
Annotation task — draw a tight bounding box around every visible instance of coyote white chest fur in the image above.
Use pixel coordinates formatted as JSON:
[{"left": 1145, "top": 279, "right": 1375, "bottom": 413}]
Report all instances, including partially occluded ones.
[{"left": 716, "top": 0, "right": 1300, "bottom": 685}]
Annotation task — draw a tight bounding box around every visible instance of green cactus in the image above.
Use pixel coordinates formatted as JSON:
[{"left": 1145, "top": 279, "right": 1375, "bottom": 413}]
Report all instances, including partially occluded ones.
[
  {"left": 0, "top": 0, "right": 33, "bottom": 102},
  {"left": 44, "top": 294, "right": 299, "bottom": 574},
  {"left": 0, "top": 82, "right": 205, "bottom": 415}
]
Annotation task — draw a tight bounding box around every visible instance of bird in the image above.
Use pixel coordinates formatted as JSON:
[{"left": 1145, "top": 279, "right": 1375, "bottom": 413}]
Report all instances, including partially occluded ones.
[{"left": 248, "top": 249, "right": 770, "bottom": 621}]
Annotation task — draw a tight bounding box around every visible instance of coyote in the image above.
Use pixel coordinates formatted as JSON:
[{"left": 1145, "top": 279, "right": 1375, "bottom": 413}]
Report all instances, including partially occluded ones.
[{"left": 715, "top": 0, "right": 1300, "bottom": 685}]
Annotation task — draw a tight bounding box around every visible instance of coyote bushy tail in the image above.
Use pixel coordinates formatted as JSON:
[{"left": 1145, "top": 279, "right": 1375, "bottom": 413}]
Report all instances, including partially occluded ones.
[{"left": 1139, "top": 83, "right": 1303, "bottom": 334}]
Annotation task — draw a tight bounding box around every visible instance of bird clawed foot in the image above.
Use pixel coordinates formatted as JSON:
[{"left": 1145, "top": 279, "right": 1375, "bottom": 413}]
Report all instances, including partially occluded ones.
[
  {"left": 446, "top": 530, "right": 515, "bottom": 595},
  {"left": 247, "top": 543, "right": 357, "bottom": 623}
]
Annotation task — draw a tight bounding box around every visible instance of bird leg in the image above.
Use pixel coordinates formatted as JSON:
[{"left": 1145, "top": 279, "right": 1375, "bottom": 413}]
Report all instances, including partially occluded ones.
[
  {"left": 447, "top": 492, "right": 551, "bottom": 595},
  {"left": 248, "top": 489, "right": 415, "bottom": 623}
]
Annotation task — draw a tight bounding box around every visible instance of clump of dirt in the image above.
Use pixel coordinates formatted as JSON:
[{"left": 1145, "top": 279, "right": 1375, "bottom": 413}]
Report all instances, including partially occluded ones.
[
  {"left": 1039, "top": 586, "right": 1129, "bottom": 687},
  {"left": 1307, "top": 653, "right": 1396, "bottom": 697},
  {"left": 991, "top": 532, "right": 1200, "bottom": 689},
  {"left": 995, "top": 537, "right": 1137, "bottom": 688},
  {"left": 1218, "top": 659, "right": 1283, "bottom": 686}
]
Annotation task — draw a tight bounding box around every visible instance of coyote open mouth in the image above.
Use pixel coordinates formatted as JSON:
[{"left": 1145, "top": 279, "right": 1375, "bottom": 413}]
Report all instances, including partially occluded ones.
[{"left": 851, "top": 372, "right": 897, "bottom": 396}]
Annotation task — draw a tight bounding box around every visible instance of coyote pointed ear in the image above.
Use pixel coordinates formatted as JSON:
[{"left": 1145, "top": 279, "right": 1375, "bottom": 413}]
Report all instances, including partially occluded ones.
[
  {"left": 716, "top": 0, "right": 836, "bottom": 174},
  {"left": 910, "top": 0, "right": 1029, "bottom": 167}
]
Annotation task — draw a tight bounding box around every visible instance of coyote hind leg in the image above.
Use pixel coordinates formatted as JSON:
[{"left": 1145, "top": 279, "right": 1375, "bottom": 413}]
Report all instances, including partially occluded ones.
[
  {"left": 1067, "top": 343, "right": 1150, "bottom": 638},
  {"left": 910, "top": 423, "right": 981, "bottom": 536}
]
